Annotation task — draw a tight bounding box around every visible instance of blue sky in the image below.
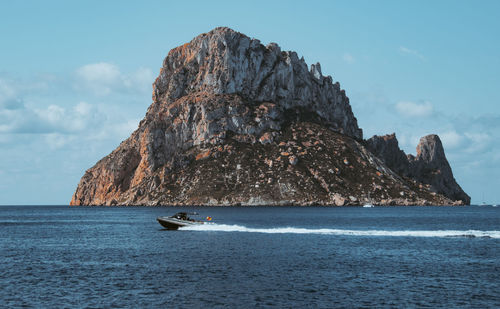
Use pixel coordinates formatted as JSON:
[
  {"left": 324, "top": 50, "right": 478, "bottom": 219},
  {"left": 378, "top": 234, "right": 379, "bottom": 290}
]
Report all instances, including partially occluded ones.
[{"left": 1, "top": 0, "right": 499, "bottom": 204}]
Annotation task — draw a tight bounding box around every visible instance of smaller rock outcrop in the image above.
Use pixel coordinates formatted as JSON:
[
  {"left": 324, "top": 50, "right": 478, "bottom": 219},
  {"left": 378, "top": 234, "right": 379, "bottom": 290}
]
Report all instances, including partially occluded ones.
[
  {"left": 365, "top": 134, "right": 409, "bottom": 176},
  {"left": 408, "top": 135, "right": 470, "bottom": 204},
  {"left": 366, "top": 134, "right": 470, "bottom": 204}
]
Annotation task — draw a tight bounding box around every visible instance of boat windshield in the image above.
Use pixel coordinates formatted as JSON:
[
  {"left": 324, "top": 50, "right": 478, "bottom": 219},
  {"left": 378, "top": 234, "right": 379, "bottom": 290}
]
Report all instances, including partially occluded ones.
[
  {"left": 173, "top": 212, "right": 188, "bottom": 220},
  {"left": 172, "top": 212, "right": 199, "bottom": 220}
]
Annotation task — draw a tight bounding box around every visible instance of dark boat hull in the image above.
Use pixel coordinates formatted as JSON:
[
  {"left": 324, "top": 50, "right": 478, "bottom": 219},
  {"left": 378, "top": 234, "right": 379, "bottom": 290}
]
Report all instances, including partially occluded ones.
[
  {"left": 157, "top": 218, "right": 181, "bottom": 230},
  {"left": 157, "top": 217, "right": 204, "bottom": 230}
]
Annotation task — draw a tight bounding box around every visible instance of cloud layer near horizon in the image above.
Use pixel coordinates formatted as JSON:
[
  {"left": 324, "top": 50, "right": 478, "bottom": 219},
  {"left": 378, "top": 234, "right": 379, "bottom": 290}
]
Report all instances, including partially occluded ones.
[
  {"left": 0, "top": 63, "right": 152, "bottom": 204},
  {"left": 1, "top": 60, "right": 499, "bottom": 204}
]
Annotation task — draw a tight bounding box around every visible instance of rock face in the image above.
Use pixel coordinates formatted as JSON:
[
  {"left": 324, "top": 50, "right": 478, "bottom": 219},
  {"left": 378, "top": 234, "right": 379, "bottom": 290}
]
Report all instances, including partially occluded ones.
[
  {"left": 365, "top": 134, "right": 409, "bottom": 176},
  {"left": 366, "top": 134, "right": 470, "bottom": 204},
  {"left": 70, "top": 27, "right": 469, "bottom": 206},
  {"left": 409, "top": 135, "right": 470, "bottom": 204},
  {"left": 152, "top": 27, "right": 362, "bottom": 140}
]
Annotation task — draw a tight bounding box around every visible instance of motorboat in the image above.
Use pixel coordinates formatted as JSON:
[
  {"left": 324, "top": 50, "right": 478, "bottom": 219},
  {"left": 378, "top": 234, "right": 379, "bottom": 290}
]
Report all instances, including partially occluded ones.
[
  {"left": 157, "top": 212, "right": 209, "bottom": 230},
  {"left": 363, "top": 204, "right": 375, "bottom": 208}
]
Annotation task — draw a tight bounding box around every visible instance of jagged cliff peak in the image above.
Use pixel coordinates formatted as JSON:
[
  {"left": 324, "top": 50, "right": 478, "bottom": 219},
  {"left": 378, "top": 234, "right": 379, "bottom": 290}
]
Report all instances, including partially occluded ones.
[
  {"left": 414, "top": 134, "right": 445, "bottom": 163},
  {"left": 151, "top": 27, "right": 362, "bottom": 139}
]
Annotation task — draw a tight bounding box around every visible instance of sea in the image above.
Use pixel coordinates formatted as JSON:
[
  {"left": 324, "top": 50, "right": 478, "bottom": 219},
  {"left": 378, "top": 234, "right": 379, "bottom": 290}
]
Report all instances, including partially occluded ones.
[{"left": 1, "top": 205, "right": 499, "bottom": 308}]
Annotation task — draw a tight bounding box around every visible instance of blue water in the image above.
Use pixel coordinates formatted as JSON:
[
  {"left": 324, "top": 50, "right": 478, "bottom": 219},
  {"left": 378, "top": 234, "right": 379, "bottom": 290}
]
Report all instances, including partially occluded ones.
[{"left": 1, "top": 205, "right": 499, "bottom": 308}]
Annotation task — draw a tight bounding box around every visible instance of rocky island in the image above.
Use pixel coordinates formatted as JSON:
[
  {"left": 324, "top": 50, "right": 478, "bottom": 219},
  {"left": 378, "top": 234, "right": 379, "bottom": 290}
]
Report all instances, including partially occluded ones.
[{"left": 70, "top": 27, "right": 470, "bottom": 206}]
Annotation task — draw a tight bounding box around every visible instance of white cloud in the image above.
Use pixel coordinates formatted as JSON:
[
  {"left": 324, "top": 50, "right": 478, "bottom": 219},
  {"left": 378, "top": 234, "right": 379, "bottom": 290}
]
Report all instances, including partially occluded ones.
[
  {"left": 399, "top": 46, "right": 426, "bottom": 61},
  {"left": 464, "top": 132, "right": 490, "bottom": 143},
  {"left": 0, "top": 100, "right": 103, "bottom": 134},
  {"left": 0, "top": 124, "right": 11, "bottom": 133},
  {"left": 75, "top": 63, "right": 154, "bottom": 96},
  {"left": 75, "top": 62, "right": 121, "bottom": 95},
  {"left": 0, "top": 134, "right": 10, "bottom": 144},
  {"left": 395, "top": 101, "right": 433, "bottom": 117},
  {"left": 70, "top": 102, "right": 95, "bottom": 131},
  {"left": 74, "top": 101, "right": 92, "bottom": 116},
  {"left": 342, "top": 53, "right": 355, "bottom": 64},
  {"left": 124, "top": 67, "right": 155, "bottom": 88},
  {"left": 0, "top": 70, "right": 152, "bottom": 204},
  {"left": 0, "top": 79, "right": 16, "bottom": 100},
  {"left": 493, "top": 151, "right": 500, "bottom": 162},
  {"left": 0, "top": 79, "right": 24, "bottom": 110},
  {"left": 0, "top": 70, "right": 144, "bottom": 139},
  {"left": 463, "top": 132, "right": 491, "bottom": 153},
  {"left": 76, "top": 63, "right": 121, "bottom": 83},
  {"left": 439, "top": 130, "right": 462, "bottom": 149},
  {"left": 37, "top": 104, "right": 65, "bottom": 124},
  {"left": 44, "top": 133, "right": 75, "bottom": 150}
]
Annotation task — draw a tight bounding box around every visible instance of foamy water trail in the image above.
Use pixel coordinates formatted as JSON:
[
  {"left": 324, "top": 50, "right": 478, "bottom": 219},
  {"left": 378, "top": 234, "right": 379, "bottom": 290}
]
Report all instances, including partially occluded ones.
[{"left": 182, "top": 224, "right": 500, "bottom": 238}]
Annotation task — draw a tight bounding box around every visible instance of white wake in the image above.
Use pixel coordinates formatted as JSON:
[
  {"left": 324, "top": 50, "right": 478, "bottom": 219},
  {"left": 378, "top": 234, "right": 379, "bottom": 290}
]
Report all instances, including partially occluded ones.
[{"left": 181, "top": 224, "right": 500, "bottom": 238}]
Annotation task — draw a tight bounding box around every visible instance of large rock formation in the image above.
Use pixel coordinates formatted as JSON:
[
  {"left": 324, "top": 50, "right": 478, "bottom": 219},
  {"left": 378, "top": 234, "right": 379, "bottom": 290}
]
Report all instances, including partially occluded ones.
[{"left": 70, "top": 27, "right": 469, "bottom": 206}]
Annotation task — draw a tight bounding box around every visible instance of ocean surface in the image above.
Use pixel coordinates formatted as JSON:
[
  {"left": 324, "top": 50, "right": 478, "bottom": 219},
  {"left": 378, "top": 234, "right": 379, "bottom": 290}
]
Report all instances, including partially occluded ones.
[{"left": 1, "top": 205, "right": 499, "bottom": 308}]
